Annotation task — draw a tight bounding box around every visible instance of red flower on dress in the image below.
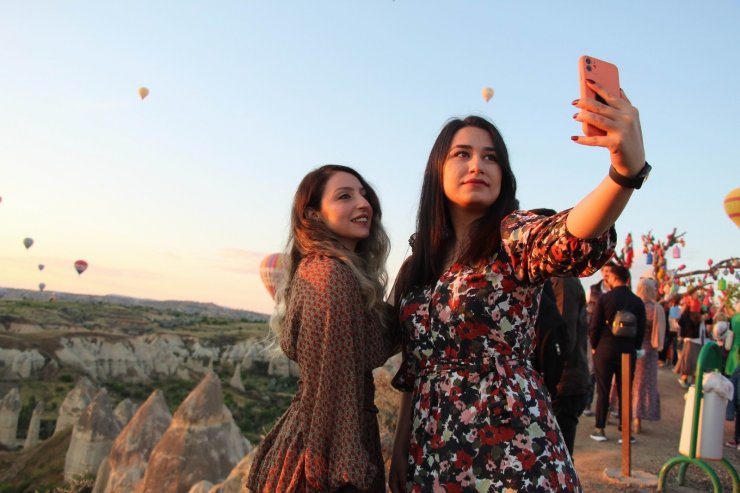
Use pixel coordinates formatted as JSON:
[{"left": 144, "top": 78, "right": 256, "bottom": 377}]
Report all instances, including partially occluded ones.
[
  {"left": 458, "top": 321, "right": 489, "bottom": 340},
  {"left": 492, "top": 425, "right": 516, "bottom": 445},
  {"left": 430, "top": 434, "right": 446, "bottom": 449},
  {"left": 454, "top": 450, "right": 474, "bottom": 470}
]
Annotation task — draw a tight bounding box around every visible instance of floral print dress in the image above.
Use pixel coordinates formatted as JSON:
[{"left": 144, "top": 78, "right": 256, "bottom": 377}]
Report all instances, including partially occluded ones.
[{"left": 392, "top": 210, "right": 616, "bottom": 493}]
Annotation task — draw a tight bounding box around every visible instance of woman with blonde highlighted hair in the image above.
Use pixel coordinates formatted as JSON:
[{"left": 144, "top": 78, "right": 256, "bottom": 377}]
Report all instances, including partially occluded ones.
[{"left": 246, "top": 164, "right": 396, "bottom": 493}]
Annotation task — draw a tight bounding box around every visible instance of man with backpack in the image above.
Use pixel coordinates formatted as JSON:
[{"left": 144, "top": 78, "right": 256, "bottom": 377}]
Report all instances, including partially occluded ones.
[{"left": 589, "top": 264, "right": 646, "bottom": 442}]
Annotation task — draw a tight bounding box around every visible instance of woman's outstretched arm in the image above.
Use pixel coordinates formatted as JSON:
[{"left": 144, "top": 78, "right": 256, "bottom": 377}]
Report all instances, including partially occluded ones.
[{"left": 567, "top": 80, "right": 646, "bottom": 239}]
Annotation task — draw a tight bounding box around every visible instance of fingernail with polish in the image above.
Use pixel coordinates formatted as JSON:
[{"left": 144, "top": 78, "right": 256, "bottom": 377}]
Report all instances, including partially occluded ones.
[
  {"left": 572, "top": 99, "right": 580, "bottom": 105},
  {"left": 571, "top": 136, "right": 579, "bottom": 141},
  {"left": 586, "top": 79, "right": 595, "bottom": 84},
  {"left": 573, "top": 113, "right": 579, "bottom": 119}
]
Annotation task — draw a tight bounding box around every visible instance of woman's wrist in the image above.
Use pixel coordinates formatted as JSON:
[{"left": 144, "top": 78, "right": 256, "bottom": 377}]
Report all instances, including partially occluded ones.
[{"left": 608, "top": 161, "right": 651, "bottom": 189}]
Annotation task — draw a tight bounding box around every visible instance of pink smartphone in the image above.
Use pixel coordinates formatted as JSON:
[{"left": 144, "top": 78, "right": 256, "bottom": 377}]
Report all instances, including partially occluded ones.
[{"left": 578, "top": 55, "right": 620, "bottom": 136}]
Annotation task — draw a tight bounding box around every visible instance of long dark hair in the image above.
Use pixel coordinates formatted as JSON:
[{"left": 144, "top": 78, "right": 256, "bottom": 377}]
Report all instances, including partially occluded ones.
[
  {"left": 395, "top": 116, "right": 517, "bottom": 302},
  {"left": 272, "top": 164, "right": 390, "bottom": 339}
]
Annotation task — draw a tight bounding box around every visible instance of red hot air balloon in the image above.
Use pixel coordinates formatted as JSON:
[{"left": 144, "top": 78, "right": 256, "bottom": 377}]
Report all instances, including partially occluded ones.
[
  {"left": 74, "top": 260, "right": 88, "bottom": 275},
  {"left": 259, "top": 253, "right": 286, "bottom": 299}
]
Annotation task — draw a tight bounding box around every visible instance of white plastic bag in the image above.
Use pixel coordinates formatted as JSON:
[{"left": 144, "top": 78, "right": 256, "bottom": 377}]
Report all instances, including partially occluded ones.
[{"left": 703, "top": 371, "right": 734, "bottom": 401}]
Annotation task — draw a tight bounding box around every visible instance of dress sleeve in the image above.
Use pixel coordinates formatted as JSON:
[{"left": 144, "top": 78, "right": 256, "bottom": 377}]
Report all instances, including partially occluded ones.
[
  {"left": 293, "top": 257, "right": 377, "bottom": 491},
  {"left": 391, "top": 339, "right": 417, "bottom": 392},
  {"left": 501, "top": 209, "right": 617, "bottom": 284}
]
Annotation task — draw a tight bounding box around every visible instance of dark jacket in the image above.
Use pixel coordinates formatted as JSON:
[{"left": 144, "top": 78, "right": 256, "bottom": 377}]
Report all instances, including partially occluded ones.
[
  {"left": 589, "top": 285, "right": 646, "bottom": 354},
  {"left": 678, "top": 309, "right": 701, "bottom": 339},
  {"left": 552, "top": 277, "right": 590, "bottom": 397}
]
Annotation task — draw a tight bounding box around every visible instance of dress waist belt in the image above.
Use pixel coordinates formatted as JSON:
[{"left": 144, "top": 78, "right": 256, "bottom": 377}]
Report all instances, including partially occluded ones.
[{"left": 417, "top": 356, "right": 531, "bottom": 378}]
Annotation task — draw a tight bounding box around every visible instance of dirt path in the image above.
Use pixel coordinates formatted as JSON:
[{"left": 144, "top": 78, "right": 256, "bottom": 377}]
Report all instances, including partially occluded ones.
[{"left": 572, "top": 364, "right": 740, "bottom": 492}]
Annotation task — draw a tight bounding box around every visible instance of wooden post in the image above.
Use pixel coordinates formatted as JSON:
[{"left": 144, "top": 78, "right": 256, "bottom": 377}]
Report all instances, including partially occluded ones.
[{"left": 621, "top": 352, "right": 631, "bottom": 477}]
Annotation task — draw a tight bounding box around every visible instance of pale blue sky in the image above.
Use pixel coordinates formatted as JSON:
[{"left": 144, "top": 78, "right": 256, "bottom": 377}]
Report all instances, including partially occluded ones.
[{"left": 1, "top": 1, "right": 738, "bottom": 313}]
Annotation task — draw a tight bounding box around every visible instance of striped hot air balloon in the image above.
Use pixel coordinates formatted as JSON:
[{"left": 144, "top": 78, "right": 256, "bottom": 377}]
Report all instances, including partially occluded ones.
[
  {"left": 259, "top": 253, "right": 286, "bottom": 299},
  {"left": 724, "top": 188, "right": 740, "bottom": 228}
]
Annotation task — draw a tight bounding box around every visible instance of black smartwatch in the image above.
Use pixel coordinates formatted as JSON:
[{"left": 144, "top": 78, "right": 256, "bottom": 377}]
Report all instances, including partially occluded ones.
[{"left": 608, "top": 162, "right": 651, "bottom": 190}]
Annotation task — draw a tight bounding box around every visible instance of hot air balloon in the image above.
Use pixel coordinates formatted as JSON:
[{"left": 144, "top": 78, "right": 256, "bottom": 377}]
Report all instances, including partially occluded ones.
[
  {"left": 724, "top": 188, "right": 740, "bottom": 228},
  {"left": 23, "top": 237, "right": 33, "bottom": 249},
  {"left": 38, "top": 282, "right": 46, "bottom": 292},
  {"left": 481, "top": 87, "right": 494, "bottom": 102},
  {"left": 672, "top": 246, "right": 681, "bottom": 259},
  {"left": 138, "top": 87, "right": 149, "bottom": 100},
  {"left": 38, "top": 264, "right": 44, "bottom": 271},
  {"left": 646, "top": 252, "right": 653, "bottom": 265},
  {"left": 259, "top": 253, "right": 286, "bottom": 299},
  {"left": 74, "top": 260, "right": 88, "bottom": 275}
]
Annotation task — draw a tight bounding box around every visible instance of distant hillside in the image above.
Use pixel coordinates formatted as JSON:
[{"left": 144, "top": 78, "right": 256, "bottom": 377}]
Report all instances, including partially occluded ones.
[{"left": 0, "top": 287, "right": 268, "bottom": 322}]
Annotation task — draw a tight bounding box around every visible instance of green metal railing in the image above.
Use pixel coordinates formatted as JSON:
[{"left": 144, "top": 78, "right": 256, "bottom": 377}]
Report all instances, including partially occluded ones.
[{"left": 657, "top": 342, "right": 740, "bottom": 492}]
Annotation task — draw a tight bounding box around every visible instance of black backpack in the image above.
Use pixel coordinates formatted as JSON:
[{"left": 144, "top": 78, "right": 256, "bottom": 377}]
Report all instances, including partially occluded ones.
[{"left": 533, "top": 280, "right": 571, "bottom": 399}]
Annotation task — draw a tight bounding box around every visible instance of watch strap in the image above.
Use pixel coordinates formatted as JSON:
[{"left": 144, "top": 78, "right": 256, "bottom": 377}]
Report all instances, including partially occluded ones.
[{"left": 609, "top": 162, "right": 651, "bottom": 190}]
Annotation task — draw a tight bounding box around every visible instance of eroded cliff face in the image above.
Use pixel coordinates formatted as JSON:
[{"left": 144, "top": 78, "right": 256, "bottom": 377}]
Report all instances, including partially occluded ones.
[{"left": 0, "top": 334, "right": 299, "bottom": 382}]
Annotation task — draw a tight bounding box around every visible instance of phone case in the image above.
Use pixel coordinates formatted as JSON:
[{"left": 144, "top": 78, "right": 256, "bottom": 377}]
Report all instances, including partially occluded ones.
[{"left": 579, "top": 56, "right": 620, "bottom": 136}]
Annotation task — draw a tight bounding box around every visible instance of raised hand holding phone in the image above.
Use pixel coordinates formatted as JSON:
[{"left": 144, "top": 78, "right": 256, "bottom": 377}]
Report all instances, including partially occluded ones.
[
  {"left": 567, "top": 56, "right": 648, "bottom": 240},
  {"left": 572, "top": 56, "right": 645, "bottom": 179}
]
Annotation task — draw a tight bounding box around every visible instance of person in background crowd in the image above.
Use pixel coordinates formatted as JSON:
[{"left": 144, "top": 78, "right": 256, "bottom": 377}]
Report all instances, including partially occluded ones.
[
  {"left": 551, "top": 275, "right": 590, "bottom": 456},
  {"left": 631, "top": 278, "right": 665, "bottom": 434},
  {"left": 589, "top": 264, "right": 646, "bottom": 443},
  {"left": 582, "top": 262, "right": 616, "bottom": 417},
  {"left": 675, "top": 296, "right": 705, "bottom": 388},
  {"left": 659, "top": 297, "right": 681, "bottom": 367},
  {"left": 725, "top": 301, "right": 740, "bottom": 377}
]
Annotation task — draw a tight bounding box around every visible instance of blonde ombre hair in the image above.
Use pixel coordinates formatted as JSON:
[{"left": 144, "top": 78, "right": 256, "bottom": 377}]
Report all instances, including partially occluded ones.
[{"left": 270, "top": 165, "right": 390, "bottom": 341}]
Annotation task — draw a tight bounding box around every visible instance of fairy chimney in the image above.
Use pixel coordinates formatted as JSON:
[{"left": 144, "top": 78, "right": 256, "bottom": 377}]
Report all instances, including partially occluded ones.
[
  {"left": 23, "top": 400, "right": 44, "bottom": 449},
  {"left": 56, "top": 376, "right": 97, "bottom": 434},
  {"left": 134, "top": 371, "right": 248, "bottom": 493},
  {"left": 64, "top": 389, "right": 121, "bottom": 481},
  {"left": 229, "top": 363, "right": 245, "bottom": 392},
  {"left": 0, "top": 387, "right": 21, "bottom": 447},
  {"left": 92, "top": 390, "right": 172, "bottom": 493}
]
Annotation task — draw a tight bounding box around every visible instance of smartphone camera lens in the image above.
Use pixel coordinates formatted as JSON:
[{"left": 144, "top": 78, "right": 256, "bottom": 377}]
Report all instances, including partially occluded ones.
[
  {"left": 585, "top": 57, "right": 592, "bottom": 65},
  {"left": 586, "top": 65, "right": 592, "bottom": 71}
]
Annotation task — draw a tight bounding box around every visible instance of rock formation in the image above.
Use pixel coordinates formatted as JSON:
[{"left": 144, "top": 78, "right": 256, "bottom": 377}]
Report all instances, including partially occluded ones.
[
  {"left": 207, "top": 449, "right": 255, "bottom": 493},
  {"left": 187, "top": 480, "right": 213, "bottom": 493},
  {"left": 92, "top": 390, "right": 172, "bottom": 493},
  {"left": 0, "top": 348, "right": 46, "bottom": 379},
  {"left": 23, "top": 400, "right": 44, "bottom": 449},
  {"left": 229, "top": 363, "right": 245, "bottom": 392},
  {"left": 0, "top": 334, "right": 281, "bottom": 382},
  {"left": 64, "top": 389, "right": 121, "bottom": 481},
  {"left": 55, "top": 376, "right": 97, "bottom": 434},
  {"left": 135, "top": 371, "right": 249, "bottom": 493},
  {"left": 267, "top": 352, "right": 299, "bottom": 378},
  {"left": 0, "top": 387, "right": 21, "bottom": 447},
  {"left": 113, "top": 398, "right": 137, "bottom": 428}
]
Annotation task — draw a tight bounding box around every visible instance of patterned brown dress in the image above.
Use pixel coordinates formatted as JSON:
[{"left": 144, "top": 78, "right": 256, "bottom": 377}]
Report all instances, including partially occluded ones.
[{"left": 245, "top": 255, "right": 396, "bottom": 493}]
